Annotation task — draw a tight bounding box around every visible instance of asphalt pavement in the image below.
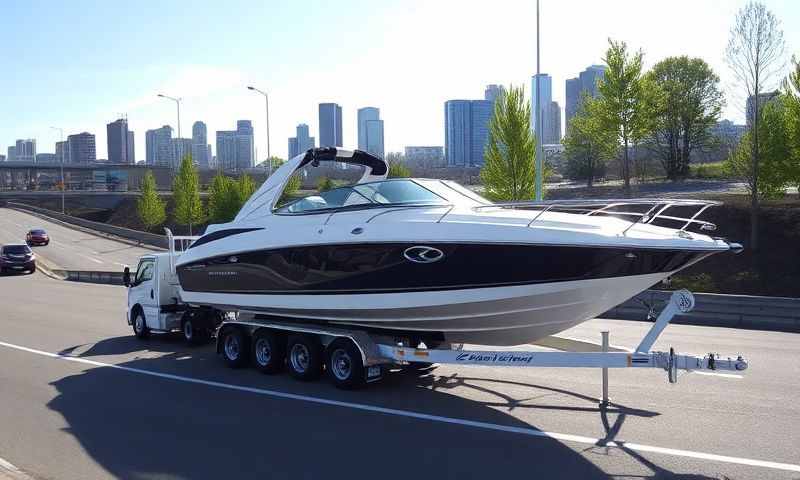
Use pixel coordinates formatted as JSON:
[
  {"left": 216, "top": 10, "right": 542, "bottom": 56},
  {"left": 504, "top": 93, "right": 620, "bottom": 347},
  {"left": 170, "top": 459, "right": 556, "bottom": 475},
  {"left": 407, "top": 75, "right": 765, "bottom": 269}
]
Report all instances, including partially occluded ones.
[
  {"left": 0, "top": 270, "right": 798, "bottom": 479},
  {"left": 0, "top": 208, "right": 154, "bottom": 272}
]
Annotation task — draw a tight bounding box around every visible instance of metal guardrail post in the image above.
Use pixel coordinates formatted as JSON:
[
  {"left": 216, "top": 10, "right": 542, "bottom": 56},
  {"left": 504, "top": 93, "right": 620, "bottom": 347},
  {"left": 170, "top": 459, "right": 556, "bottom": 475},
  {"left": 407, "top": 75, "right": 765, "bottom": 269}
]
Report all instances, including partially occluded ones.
[{"left": 601, "top": 331, "right": 609, "bottom": 407}]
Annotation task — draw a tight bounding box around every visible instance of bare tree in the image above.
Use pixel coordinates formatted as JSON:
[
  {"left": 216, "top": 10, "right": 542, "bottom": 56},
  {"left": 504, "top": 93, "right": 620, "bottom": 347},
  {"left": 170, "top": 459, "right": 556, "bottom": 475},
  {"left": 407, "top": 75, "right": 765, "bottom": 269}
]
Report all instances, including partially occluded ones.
[{"left": 725, "top": 1, "right": 785, "bottom": 250}]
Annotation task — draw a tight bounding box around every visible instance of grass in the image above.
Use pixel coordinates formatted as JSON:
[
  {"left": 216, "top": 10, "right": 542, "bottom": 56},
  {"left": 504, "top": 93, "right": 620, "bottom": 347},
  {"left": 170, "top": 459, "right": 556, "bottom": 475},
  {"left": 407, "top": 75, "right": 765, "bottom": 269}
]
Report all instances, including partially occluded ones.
[{"left": 690, "top": 161, "right": 730, "bottom": 180}]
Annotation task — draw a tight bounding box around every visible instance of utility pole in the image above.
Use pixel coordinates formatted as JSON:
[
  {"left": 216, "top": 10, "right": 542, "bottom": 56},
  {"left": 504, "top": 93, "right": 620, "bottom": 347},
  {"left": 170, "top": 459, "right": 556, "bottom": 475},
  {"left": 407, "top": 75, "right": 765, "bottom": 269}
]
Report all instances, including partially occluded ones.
[
  {"left": 50, "top": 126, "right": 65, "bottom": 213},
  {"left": 247, "top": 86, "right": 271, "bottom": 175}
]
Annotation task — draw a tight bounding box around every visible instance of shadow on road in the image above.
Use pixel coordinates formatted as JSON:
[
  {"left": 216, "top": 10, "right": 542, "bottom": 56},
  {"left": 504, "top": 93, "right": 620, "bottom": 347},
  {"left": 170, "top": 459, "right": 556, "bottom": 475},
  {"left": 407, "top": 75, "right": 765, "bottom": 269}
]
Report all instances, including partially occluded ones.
[{"left": 46, "top": 336, "right": 721, "bottom": 479}]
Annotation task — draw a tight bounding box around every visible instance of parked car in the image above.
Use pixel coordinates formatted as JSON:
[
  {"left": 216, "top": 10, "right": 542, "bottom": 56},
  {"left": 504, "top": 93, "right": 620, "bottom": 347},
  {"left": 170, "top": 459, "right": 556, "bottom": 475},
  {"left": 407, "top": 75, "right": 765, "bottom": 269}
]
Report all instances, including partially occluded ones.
[
  {"left": 0, "top": 244, "right": 36, "bottom": 274},
  {"left": 26, "top": 229, "right": 50, "bottom": 246}
]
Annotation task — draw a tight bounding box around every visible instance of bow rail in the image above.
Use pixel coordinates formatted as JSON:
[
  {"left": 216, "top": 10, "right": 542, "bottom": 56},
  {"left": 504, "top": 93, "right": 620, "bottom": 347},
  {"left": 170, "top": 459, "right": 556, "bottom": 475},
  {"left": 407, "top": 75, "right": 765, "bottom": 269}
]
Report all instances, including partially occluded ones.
[{"left": 472, "top": 198, "right": 721, "bottom": 236}]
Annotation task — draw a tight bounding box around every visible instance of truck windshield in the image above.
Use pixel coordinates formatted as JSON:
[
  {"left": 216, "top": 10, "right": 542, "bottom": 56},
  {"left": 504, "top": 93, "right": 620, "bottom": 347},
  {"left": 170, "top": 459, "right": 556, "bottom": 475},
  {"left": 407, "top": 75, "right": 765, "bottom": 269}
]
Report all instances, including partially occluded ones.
[{"left": 276, "top": 179, "right": 448, "bottom": 214}]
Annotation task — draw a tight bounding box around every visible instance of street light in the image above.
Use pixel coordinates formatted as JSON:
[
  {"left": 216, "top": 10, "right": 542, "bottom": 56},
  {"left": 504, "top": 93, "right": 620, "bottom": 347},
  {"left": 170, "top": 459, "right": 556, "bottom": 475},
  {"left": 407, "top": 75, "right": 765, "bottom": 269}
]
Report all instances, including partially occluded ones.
[
  {"left": 157, "top": 93, "right": 182, "bottom": 166},
  {"left": 50, "top": 126, "right": 65, "bottom": 213},
  {"left": 247, "top": 86, "right": 271, "bottom": 175},
  {"left": 534, "top": 0, "right": 543, "bottom": 201}
]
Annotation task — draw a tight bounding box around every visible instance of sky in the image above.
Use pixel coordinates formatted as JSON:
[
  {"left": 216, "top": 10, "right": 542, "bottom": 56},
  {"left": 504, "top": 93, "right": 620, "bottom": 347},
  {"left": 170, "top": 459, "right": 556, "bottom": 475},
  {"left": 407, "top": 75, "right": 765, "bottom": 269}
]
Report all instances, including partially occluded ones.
[{"left": 1, "top": 0, "right": 799, "bottom": 162}]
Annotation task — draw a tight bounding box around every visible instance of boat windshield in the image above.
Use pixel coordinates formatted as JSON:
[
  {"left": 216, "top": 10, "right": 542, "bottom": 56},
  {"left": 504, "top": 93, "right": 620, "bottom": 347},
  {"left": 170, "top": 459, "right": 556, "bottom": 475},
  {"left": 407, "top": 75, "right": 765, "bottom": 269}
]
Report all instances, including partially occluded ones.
[{"left": 276, "top": 179, "right": 448, "bottom": 214}]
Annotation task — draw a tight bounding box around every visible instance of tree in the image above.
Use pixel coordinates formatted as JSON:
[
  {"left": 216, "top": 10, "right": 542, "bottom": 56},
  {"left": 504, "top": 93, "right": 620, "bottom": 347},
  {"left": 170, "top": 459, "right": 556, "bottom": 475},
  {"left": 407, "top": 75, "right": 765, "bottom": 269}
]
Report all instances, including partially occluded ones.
[
  {"left": 563, "top": 94, "right": 616, "bottom": 187},
  {"left": 173, "top": 154, "right": 204, "bottom": 235},
  {"left": 597, "top": 39, "right": 649, "bottom": 191},
  {"left": 207, "top": 174, "right": 239, "bottom": 223},
  {"left": 136, "top": 171, "right": 166, "bottom": 231},
  {"left": 316, "top": 176, "right": 335, "bottom": 191},
  {"left": 644, "top": 56, "right": 725, "bottom": 180},
  {"left": 237, "top": 173, "right": 257, "bottom": 204},
  {"left": 726, "top": 96, "right": 792, "bottom": 199},
  {"left": 480, "top": 84, "right": 538, "bottom": 201},
  {"left": 784, "top": 55, "right": 800, "bottom": 193},
  {"left": 726, "top": 1, "right": 785, "bottom": 249},
  {"left": 387, "top": 162, "right": 411, "bottom": 178}
]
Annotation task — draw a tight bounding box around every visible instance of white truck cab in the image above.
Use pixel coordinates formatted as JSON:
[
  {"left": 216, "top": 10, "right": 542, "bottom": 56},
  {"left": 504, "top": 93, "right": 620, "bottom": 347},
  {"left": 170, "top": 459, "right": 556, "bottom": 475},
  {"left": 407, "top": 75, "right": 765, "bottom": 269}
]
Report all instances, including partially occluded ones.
[{"left": 125, "top": 245, "right": 220, "bottom": 344}]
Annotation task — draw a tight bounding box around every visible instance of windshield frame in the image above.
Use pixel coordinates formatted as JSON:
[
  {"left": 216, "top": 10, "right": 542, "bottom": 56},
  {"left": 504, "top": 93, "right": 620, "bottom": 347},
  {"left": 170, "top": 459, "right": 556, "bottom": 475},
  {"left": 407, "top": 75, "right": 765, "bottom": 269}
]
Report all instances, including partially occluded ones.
[{"left": 273, "top": 178, "right": 450, "bottom": 216}]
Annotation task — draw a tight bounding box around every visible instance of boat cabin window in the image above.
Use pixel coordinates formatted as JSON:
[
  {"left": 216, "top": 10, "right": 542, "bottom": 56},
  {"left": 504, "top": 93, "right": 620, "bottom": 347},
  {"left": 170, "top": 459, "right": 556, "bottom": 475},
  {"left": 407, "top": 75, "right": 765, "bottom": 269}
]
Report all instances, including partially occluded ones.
[{"left": 275, "top": 179, "right": 448, "bottom": 214}]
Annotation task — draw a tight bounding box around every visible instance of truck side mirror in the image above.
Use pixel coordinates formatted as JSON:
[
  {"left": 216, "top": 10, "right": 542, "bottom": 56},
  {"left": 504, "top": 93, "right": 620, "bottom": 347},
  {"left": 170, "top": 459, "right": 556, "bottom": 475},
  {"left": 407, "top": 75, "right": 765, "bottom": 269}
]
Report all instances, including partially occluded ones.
[{"left": 123, "top": 266, "right": 131, "bottom": 287}]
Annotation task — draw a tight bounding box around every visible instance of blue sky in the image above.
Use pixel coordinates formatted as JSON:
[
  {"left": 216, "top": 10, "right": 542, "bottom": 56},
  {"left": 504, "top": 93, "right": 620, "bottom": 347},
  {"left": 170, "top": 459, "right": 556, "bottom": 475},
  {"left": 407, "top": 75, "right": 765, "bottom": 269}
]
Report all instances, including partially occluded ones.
[{"left": 1, "top": 0, "right": 799, "bottom": 161}]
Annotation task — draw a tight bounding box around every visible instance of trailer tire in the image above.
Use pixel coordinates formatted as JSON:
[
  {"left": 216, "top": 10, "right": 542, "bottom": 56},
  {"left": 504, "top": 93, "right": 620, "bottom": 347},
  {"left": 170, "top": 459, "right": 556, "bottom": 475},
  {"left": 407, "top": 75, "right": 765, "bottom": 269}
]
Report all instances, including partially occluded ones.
[
  {"left": 182, "top": 312, "right": 211, "bottom": 346},
  {"left": 132, "top": 309, "right": 150, "bottom": 339},
  {"left": 220, "top": 327, "right": 249, "bottom": 368},
  {"left": 251, "top": 329, "right": 285, "bottom": 374},
  {"left": 326, "top": 338, "right": 366, "bottom": 389},
  {"left": 286, "top": 334, "right": 323, "bottom": 381}
]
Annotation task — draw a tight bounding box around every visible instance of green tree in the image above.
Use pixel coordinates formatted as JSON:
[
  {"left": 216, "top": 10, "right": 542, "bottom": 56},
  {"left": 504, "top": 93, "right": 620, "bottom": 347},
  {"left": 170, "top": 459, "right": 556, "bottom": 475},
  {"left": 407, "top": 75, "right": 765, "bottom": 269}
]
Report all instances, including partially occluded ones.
[
  {"left": 644, "top": 56, "right": 725, "bottom": 180},
  {"left": 316, "top": 176, "right": 335, "bottom": 191},
  {"left": 173, "top": 155, "right": 204, "bottom": 235},
  {"left": 237, "top": 173, "right": 257, "bottom": 204},
  {"left": 136, "top": 171, "right": 166, "bottom": 231},
  {"left": 598, "top": 39, "right": 650, "bottom": 191},
  {"left": 726, "top": 1, "right": 785, "bottom": 249},
  {"left": 726, "top": 96, "right": 792, "bottom": 199},
  {"left": 563, "top": 94, "right": 617, "bottom": 187},
  {"left": 387, "top": 162, "right": 411, "bottom": 178},
  {"left": 207, "top": 174, "right": 240, "bottom": 223},
  {"left": 480, "top": 84, "right": 538, "bottom": 201},
  {"left": 784, "top": 55, "right": 800, "bottom": 193}
]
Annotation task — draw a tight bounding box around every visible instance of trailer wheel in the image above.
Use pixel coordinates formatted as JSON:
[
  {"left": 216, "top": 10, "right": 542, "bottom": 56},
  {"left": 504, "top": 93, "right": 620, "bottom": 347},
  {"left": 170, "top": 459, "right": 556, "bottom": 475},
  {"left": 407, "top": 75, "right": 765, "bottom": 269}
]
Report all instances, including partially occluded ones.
[
  {"left": 182, "top": 312, "right": 211, "bottom": 345},
  {"left": 220, "top": 327, "right": 249, "bottom": 368},
  {"left": 326, "top": 338, "right": 366, "bottom": 389},
  {"left": 132, "top": 309, "right": 150, "bottom": 339},
  {"left": 286, "top": 334, "right": 323, "bottom": 381},
  {"left": 251, "top": 329, "right": 285, "bottom": 374}
]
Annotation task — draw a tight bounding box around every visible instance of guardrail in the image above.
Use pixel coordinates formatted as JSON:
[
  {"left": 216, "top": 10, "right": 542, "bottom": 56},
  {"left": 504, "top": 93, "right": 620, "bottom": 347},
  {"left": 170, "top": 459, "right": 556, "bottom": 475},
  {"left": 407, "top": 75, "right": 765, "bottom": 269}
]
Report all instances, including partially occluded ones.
[
  {"left": 5, "top": 201, "right": 168, "bottom": 249},
  {"left": 604, "top": 290, "right": 800, "bottom": 333},
  {"left": 57, "top": 270, "right": 127, "bottom": 285}
]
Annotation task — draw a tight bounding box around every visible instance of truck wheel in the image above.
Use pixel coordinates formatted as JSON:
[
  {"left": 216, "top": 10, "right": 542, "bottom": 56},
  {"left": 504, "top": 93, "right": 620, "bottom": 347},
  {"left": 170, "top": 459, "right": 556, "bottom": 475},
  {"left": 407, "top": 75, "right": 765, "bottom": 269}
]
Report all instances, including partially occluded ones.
[
  {"left": 251, "top": 329, "right": 285, "bottom": 374},
  {"left": 326, "top": 338, "right": 366, "bottom": 389},
  {"left": 132, "top": 310, "right": 150, "bottom": 339},
  {"left": 181, "top": 316, "right": 206, "bottom": 346},
  {"left": 220, "top": 327, "right": 249, "bottom": 368},
  {"left": 286, "top": 334, "right": 323, "bottom": 381}
]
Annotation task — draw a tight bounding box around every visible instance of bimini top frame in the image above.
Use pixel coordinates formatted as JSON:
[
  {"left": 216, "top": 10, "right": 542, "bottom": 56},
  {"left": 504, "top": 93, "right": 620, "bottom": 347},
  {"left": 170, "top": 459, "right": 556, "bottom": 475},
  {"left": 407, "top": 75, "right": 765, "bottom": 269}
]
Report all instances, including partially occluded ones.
[{"left": 473, "top": 198, "right": 723, "bottom": 236}]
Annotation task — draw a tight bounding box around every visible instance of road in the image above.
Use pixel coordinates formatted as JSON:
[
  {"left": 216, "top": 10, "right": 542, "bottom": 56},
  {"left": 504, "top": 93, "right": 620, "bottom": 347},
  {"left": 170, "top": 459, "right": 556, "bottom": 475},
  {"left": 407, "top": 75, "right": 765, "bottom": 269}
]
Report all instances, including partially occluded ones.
[
  {"left": 0, "top": 208, "right": 154, "bottom": 271},
  {"left": 0, "top": 270, "right": 798, "bottom": 479}
]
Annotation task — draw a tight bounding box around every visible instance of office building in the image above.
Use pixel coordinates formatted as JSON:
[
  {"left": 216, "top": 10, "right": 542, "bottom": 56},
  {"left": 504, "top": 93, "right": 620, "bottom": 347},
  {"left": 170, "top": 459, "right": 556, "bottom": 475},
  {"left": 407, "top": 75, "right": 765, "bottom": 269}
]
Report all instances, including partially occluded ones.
[
  {"left": 319, "top": 103, "right": 343, "bottom": 147},
  {"left": 565, "top": 65, "right": 606, "bottom": 134},
  {"left": 6, "top": 146, "right": 14, "bottom": 162},
  {"left": 404, "top": 146, "right": 444, "bottom": 168},
  {"left": 531, "top": 74, "right": 553, "bottom": 139},
  {"left": 55, "top": 141, "right": 69, "bottom": 164},
  {"left": 216, "top": 131, "right": 237, "bottom": 171},
  {"left": 107, "top": 118, "right": 133, "bottom": 164},
  {"left": 67, "top": 132, "right": 96, "bottom": 164},
  {"left": 127, "top": 131, "right": 135, "bottom": 164},
  {"left": 544, "top": 101, "right": 562, "bottom": 145},
  {"left": 357, "top": 107, "right": 384, "bottom": 159},
  {"left": 145, "top": 126, "right": 173, "bottom": 166},
  {"left": 444, "top": 97, "right": 492, "bottom": 167},
  {"left": 191, "top": 121, "right": 211, "bottom": 168},
  {"left": 172, "top": 138, "right": 193, "bottom": 167},
  {"left": 0, "top": 154, "right": 5, "bottom": 162},
  {"left": 746, "top": 91, "right": 780, "bottom": 126},
  {"left": 35, "top": 153, "right": 57, "bottom": 163},
  {"left": 288, "top": 123, "right": 315, "bottom": 159},
  {"left": 484, "top": 84, "right": 503, "bottom": 103},
  {"left": 14, "top": 139, "right": 36, "bottom": 162},
  {"left": 236, "top": 120, "right": 255, "bottom": 169}
]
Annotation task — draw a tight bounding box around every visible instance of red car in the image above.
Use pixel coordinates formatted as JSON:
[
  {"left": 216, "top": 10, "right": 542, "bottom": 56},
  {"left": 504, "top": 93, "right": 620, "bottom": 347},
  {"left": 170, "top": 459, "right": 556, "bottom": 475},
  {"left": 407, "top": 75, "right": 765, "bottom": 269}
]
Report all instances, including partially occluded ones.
[{"left": 26, "top": 229, "right": 50, "bottom": 246}]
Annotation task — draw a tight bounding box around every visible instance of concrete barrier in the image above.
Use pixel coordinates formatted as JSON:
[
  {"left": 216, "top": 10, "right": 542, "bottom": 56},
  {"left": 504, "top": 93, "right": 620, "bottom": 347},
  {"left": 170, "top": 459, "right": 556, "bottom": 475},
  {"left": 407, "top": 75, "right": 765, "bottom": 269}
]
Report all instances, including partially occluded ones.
[
  {"left": 603, "top": 289, "right": 800, "bottom": 333},
  {"left": 56, "top": 270, "right": 127, "bottom": 286},
  {"left": 6, "top": 202, "right": 168, "bottom": 249}
]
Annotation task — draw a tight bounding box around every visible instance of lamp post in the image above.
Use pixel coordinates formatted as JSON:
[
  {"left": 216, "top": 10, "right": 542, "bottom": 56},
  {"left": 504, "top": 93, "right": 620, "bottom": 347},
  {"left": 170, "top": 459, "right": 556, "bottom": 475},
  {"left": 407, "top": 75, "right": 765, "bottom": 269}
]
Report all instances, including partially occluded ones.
[
  {"left": 247, "top": 86, "right": 271, "bottom": 175},
  {"left": 50, "top": 126, "right": 65, "bottom": 213},
  {"left": 534, "top": 0, "right": 543, "bottom": 201},
  {"left": 157, "top": 93, "right": 182, "bottom": 166}
]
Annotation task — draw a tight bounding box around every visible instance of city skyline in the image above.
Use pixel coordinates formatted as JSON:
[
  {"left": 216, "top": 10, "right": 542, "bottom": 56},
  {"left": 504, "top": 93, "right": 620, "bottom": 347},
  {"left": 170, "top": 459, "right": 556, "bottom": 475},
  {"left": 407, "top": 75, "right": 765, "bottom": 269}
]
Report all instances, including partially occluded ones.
[{"left": 1, "top": 0, "right": 799, "bottom": 161}]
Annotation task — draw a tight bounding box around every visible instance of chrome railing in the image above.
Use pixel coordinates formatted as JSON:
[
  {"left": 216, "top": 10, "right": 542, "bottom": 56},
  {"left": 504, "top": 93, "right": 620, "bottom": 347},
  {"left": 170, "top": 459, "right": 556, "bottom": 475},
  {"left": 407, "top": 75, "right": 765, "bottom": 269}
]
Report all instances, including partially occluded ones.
[
  {"left": 164, "top": 228, "right": 201, "bottom": 274},
  {"left": 473, "top": 198, "right": 721, "bottom": 236}
]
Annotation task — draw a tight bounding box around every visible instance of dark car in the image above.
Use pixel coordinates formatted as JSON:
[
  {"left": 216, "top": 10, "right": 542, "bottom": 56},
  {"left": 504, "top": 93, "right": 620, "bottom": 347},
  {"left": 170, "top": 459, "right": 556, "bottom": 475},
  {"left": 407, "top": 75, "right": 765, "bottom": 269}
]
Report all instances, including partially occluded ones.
[
  {"left": 0, "top": 244, "right": 36, "bottom": 274},
  {"left": 26, "top": 228, "right": 49, "bottom": 246}
]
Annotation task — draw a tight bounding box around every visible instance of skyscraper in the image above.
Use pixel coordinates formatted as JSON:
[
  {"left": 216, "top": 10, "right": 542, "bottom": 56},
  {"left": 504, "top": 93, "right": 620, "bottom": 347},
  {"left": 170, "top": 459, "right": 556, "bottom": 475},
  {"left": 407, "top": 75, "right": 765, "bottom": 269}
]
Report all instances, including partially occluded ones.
[
  {"left": 531, "top": 74, "right": 553, "bottom": 140},
  {"left": 444, "top": 97, "right": 492, "bottom": 167},
  {"left": 544, "top": 101, "right": 562, "bottom": 144},
  {"left": 55, "top": 141, "right": 69, "bottom": 165},
  {"left": 288, "top": 123, "right": 315, "bottom": 158},
  {"left": 236, "top": 120, "right": 255, "bottom": 170},
  {"left": 357, "top": 107, "right": 384, "bottom": 159},
  {"left": 319, "top": 103, "right": 343, "bottom": 147},
  {"left": 14, "top": 139, "right": 36, "bottom": 162},
  {"left": 127, "top": 131, "right": 135, "bottom": 164},
  {"left": 216, "top": 130, "right": 237, "bottom": 171},
  {"left": 106, "top": 118, "right": 132, "bottom": 164},
  {"left": 191, "top": 121, "right": 211, "bottom": 168},
  {"left": 145, "top": 126, "right": 173, "bottom": 166},
  {"left": 565, "top": 65, "right": 606, "bottom": 133},
  {"left": 6, "top": 146, "right": 15, "bottom": 162},
  {"left": 172, "top": 138, "right": 193, "bottom": 167},
  {"left": 67, "top": 132, "right": 96, "bottom": 164},
  {"left": 484, "top": 84, "right": 503, "bottom": 103}
]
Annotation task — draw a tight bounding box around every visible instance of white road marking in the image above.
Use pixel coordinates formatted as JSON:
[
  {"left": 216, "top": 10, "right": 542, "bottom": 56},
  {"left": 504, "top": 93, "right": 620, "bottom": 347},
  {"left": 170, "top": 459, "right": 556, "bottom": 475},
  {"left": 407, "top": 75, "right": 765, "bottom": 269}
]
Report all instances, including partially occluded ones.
[
  {"left": 0, "top": 456, "right": 21, "bottom": 472},
  {"left": 0, "top": 339, "right": 797, "bottom": 473}
]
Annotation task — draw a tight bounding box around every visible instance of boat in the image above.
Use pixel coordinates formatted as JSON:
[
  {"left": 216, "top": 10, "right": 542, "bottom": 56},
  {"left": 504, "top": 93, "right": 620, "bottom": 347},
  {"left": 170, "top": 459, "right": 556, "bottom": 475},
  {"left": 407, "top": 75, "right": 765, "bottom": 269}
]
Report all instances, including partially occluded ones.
[{"left": 175, "top": 147, "right": 741, "bottom": 346}]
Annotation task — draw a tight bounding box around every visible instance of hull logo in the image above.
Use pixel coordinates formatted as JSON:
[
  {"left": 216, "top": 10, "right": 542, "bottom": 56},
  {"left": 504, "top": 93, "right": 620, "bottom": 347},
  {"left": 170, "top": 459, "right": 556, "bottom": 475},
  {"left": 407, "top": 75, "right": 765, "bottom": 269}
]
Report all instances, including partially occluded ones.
[{"left": 403, "top": 246, "right": 444, "bottom": 264}]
